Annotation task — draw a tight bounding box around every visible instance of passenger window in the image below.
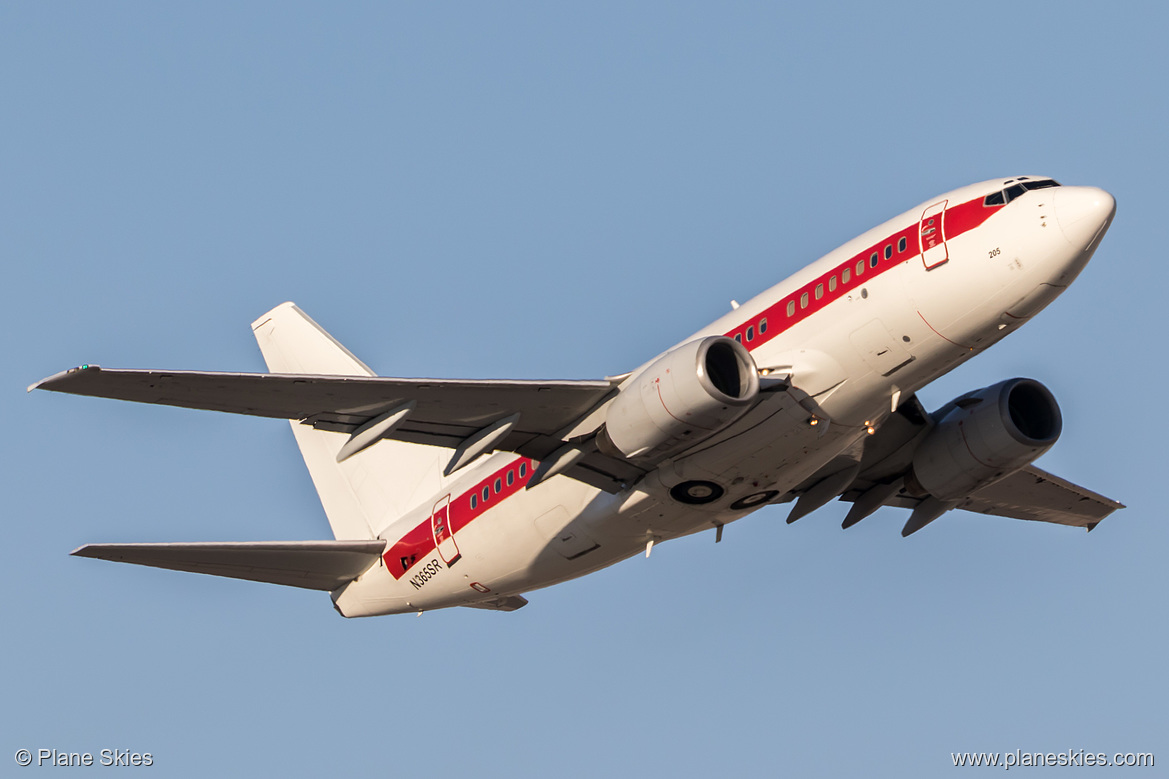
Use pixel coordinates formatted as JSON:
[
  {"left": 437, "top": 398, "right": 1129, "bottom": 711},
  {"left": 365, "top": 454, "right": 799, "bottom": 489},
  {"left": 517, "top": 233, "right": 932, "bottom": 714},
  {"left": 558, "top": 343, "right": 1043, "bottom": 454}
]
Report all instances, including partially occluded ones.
[
  {"left": 759, "top": 318, "right": 768, "bottom": 334},
  {"left": 898, "top": 237, "right": 907, "bottom": 252},
  {"left": 494, "top": 478, "right": 502, "bottom": 494},
  {"left": 471, "top": 494, "right": 477, "bottom": 510},
  {"left": 856, "top": 260, "right": 864, "bottom": 275},
  {"left": 786, "top": 300, "right": 795, "bottom": 317},
  {"left": 815, "top": 284, "right": 823, "bottom": 300},
  {"left": 884, "top": 245, "right": 892, "bottom": 260},
  {"left": 734, "top": 333, "right": 742, "bottom": 343},
  {"left": 870, "top": 254, "right": 878, "bottom": 268},
  {"left": 519, "top": 462, "right": 527, "bottom": 477},
  {"left": 507, "top": 470, "right": 514, "bottom": 486},
  {"left": 829, "top": 276, "right": 837, "bottom": 292},
  {"left": 482, "top": 486, "right": 489, "bottom": 502},
  {"left": 842, "top": 267, "right": 851, "bottom": 284},
  {"left": 746, "top": 326, "right": 754, "bottom": 341},
  {"left": 800, "top": 292, "right": 809, "bottom": 309}
]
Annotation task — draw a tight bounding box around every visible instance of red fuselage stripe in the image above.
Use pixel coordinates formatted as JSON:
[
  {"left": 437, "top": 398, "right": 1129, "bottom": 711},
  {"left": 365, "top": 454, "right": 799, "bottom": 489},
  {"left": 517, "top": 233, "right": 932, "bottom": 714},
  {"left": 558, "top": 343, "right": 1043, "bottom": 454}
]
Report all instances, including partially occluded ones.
[
  {"left": 385, "top": 457, "right": 535, "bottom": 578},
  {"left": 723, "top": 195, "right": 1002, "bottom": 349}
]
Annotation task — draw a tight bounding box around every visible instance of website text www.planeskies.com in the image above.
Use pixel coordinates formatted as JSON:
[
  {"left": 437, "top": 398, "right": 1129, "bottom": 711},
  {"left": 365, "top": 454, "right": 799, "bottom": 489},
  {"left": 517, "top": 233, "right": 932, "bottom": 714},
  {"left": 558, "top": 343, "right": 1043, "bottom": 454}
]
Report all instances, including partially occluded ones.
[{"left": 952, "top": 749, "right": 1153, "bottom": 770}]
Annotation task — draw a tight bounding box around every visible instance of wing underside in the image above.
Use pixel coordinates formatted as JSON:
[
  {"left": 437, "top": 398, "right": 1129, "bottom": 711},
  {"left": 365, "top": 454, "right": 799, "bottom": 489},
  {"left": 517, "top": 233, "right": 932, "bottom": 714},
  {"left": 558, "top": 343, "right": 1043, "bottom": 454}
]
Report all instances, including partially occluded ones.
[
  {"left": 32, "top": 365, "right": 645, "bottom": 492},
  {"left": 958, "top": 466, "right": 1124, "bottom": 528},
  {"left": 836, "top": 397, "right": 1124, "bottom": 531}
]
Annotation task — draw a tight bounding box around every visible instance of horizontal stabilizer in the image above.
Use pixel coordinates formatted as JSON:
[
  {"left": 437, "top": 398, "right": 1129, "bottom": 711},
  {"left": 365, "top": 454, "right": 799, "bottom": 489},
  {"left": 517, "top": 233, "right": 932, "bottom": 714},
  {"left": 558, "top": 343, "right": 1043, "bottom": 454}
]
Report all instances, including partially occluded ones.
[
  {"left": 462, "top": 595, "right": 529, "bottom": 612},
  {"left": 72, "top": 540, "right": 386, "bottom": 591}
]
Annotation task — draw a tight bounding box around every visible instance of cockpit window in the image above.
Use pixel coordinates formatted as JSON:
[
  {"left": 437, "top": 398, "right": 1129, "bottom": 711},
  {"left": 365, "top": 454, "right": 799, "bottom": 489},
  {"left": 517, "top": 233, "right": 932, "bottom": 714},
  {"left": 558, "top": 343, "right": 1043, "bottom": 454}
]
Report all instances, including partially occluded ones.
[
  {"left": 1004, "top": 183, "right": 1027, "bottom": 203},
  {"left": 984, "top": 178, "right": 1060, "bottom": 207}
]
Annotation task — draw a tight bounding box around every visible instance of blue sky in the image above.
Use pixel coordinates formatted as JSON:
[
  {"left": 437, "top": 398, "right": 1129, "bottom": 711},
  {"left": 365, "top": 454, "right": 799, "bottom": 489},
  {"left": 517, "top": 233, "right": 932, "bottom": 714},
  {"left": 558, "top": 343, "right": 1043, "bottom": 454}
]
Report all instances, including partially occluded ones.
[{"left": 3, "top": 3, "right": 1164, "bottom": 776}]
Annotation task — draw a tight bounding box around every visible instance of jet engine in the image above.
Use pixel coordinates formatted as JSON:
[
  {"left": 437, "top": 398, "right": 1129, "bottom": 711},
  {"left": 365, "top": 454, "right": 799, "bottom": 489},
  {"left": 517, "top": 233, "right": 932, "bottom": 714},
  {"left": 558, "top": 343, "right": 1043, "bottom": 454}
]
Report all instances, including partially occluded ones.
[
  {"left": 598, "top": 336, "right": 760, "bottom": 459},
  {"left": 908, "top": 378, "right": 1062, "bottom": 501}
]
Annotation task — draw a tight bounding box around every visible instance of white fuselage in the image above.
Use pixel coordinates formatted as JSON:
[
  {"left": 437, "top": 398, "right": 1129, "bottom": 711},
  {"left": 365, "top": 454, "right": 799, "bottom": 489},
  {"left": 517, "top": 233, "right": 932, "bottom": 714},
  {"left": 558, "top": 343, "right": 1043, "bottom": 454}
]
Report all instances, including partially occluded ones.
[{"left": 334, "top": 177, "right": 1115, "bottom": 616}]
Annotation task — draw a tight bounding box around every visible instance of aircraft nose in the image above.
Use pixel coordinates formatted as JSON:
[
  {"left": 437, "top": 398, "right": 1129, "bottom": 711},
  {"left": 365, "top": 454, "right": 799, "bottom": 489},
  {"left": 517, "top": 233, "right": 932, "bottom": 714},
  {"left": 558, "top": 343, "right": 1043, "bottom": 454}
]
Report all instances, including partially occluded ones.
[{"left": 1053, "top": 186, "right": 1116, "bottom": 249}]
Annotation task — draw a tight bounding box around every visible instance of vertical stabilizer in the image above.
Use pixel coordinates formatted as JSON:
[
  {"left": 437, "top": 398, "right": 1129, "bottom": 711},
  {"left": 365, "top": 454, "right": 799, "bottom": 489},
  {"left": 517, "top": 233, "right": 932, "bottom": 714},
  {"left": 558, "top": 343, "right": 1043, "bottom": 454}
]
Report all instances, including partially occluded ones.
[{"left": 251, "top": 303, "right": 445, "bottom": 540}]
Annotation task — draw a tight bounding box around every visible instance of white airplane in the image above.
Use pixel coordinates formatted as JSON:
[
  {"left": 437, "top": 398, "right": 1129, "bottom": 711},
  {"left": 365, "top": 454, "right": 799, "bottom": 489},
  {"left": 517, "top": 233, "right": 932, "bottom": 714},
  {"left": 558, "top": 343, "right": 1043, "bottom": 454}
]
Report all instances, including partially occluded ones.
[{"left": 33, "top": 176, "right": 1123, "bottom": 616}]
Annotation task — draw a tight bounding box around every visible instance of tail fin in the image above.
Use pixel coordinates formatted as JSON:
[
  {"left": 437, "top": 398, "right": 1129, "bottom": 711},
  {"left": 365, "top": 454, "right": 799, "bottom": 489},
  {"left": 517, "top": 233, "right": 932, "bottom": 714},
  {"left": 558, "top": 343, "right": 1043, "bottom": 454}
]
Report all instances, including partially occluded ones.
[{"left": 251, "top": 303, "right": 445, "bottom": 540}]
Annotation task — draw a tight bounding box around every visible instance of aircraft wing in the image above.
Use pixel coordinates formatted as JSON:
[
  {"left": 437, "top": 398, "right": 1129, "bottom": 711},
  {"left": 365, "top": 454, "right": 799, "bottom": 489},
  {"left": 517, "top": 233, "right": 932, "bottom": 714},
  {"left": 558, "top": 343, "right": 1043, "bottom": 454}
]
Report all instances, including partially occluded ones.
[
  {"left": 957, "top": 465, "right": 1124, "bottom": 529},
  {"left": 854, "top": 465, "right": 1125, "bottom": 530},
  {"left": 71, "top": 540, "right": 387, "bottom": 590},
  {"left": 841, "top": 397, "right": 1124, "bottom": 531},
  {"left": 31, "top": 365, "right": 646, "bottom": 492}
]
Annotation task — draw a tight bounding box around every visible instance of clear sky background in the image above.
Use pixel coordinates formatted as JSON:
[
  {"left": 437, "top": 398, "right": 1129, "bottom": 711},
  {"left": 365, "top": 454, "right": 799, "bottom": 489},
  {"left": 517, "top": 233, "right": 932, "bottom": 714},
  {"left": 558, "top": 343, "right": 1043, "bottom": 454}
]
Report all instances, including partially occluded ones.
[{"left": 3, "top": 3, "right": 1164, "bottom": 776}]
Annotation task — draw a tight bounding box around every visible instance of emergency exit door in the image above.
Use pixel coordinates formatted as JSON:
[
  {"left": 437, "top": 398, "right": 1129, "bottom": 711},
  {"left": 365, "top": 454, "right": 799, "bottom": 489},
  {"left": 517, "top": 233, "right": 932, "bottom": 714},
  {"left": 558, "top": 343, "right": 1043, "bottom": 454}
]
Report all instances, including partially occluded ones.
[
  {"left": 919, "top": 201, "right": 949, "bottom": 269},
  {"left": 431, "top": 495, "right": 461, "bottom": 567}
]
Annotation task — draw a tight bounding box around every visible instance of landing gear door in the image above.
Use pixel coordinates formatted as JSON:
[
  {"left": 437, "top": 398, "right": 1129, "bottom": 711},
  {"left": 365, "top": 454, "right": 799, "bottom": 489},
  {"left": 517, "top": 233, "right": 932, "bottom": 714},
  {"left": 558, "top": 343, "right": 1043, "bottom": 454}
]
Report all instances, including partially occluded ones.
[
  {"left": 919, "top": 200, "right": 949, "bottom": 270},
  {"left": 431, "top": 495, "right": 461, "bottom": 567}
]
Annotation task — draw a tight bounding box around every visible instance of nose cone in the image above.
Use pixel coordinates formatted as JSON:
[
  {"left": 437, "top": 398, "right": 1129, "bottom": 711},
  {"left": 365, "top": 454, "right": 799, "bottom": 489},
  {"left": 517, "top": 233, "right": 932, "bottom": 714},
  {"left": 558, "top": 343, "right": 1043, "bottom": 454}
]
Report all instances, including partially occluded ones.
[{"left": 1054, "top": 186, "right": 1116, "bottom": 249}]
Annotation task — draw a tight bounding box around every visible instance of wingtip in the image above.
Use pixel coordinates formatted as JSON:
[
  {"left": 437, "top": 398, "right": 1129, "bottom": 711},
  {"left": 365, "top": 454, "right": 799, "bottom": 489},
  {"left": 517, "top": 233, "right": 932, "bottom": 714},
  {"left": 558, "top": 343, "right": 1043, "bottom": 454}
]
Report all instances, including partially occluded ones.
[{"left": 29, "top": 364, "right": 101, "bottom": 393}]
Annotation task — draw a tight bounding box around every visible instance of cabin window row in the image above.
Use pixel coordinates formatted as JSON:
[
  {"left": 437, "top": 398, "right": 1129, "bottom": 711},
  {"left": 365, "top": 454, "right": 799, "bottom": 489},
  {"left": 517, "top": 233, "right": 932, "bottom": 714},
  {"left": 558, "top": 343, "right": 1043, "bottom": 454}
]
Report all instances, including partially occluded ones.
[
  {"left": 739, "top": 230, "right": 913, "bottom": 339},
  {"left": 468, "top": 461, "right": 529, "bottom": 510},
  {"left": 870, "top": 237, "right": 908, "bottom": 267},
  {"left": 783, "top": 252, "right": 878, "bottom": 318},
  {"left": 733, "top": 317, "right": 769, "bottom": 343}
]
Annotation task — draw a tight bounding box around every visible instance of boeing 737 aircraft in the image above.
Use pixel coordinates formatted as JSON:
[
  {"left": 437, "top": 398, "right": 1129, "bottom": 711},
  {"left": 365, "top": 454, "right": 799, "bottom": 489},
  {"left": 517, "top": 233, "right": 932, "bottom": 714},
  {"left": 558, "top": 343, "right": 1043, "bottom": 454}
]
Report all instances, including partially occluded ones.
[{"left": 33, "top": 176, "right": 1123, "bottom": 616}]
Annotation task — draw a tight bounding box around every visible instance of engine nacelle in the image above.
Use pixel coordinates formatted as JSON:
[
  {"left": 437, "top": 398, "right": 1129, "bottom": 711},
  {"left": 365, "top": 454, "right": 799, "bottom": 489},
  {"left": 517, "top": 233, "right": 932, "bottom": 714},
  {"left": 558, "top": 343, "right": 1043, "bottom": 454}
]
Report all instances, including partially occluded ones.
[
  {"left": 599, "top": 336, "right": 760, "bottom": 459},
  {"left": 908, "top": 378, "right": 1062, "bottom": 501}
]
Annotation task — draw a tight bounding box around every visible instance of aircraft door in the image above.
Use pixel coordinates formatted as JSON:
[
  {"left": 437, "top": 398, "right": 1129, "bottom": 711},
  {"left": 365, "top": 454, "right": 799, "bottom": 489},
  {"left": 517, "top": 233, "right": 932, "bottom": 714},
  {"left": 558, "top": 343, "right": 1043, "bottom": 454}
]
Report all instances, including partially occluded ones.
[
  {"left": 919, "top": 201, "right": 949, "bottom": 269},
  {"left": 431, "top": 495, "right": 461, "bottom": 567}
]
